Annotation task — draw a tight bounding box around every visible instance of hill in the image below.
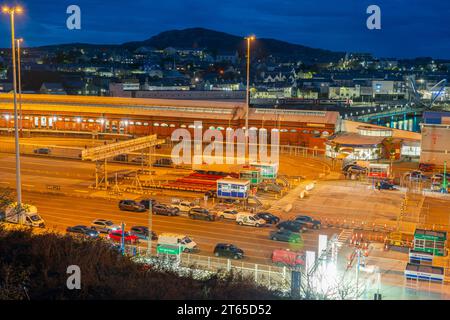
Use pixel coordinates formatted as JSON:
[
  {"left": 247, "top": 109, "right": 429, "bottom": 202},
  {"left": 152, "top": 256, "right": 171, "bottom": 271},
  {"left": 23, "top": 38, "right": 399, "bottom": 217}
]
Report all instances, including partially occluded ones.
[{"left": 123, "top": 27, "right": 345, "bottom": 63}]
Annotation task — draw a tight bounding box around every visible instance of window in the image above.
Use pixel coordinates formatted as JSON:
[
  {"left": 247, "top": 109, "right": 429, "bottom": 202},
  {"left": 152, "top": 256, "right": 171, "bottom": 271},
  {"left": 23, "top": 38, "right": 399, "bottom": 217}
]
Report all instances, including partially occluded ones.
[{"left": 153, "top": 123, "right": 160, "bottom": 127}]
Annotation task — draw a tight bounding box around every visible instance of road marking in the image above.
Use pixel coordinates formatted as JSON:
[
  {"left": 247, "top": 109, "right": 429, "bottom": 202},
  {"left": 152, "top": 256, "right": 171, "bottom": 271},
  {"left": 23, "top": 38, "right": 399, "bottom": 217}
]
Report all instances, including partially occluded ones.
[
  {"left": 0, "top": 181, "right": 10, "bottom": 185},
  {"left": 74, "top": 190, "right": 89, "bottom": 193},
  {"left": 22, "top": 184, "right": 35, "bottom": 187}
]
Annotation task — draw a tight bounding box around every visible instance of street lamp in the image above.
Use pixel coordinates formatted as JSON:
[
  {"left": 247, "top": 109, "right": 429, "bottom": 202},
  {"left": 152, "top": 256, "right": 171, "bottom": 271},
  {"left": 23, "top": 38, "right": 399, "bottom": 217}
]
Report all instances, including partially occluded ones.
[
  {"left": 16, "top": 38, "right": 23, "bottom": 136},
  {"left": 244, "top": 35, "right": 255, "bottom": 164},
  {"left": 3, "top": 5, "right": 23, "bottom": 208}
]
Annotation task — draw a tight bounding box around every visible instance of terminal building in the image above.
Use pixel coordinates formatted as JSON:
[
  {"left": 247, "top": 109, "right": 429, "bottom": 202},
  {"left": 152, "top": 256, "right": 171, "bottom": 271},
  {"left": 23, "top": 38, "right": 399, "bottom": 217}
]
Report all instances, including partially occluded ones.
[
  {"left": 325, "top": 120, "right": 422, "bottom": 162},
  {"left": 420, "top": 111, "right": 450, "bottom": 167},
  {"left": 0, "top": 93, "right": 340, "bottom": 149}
]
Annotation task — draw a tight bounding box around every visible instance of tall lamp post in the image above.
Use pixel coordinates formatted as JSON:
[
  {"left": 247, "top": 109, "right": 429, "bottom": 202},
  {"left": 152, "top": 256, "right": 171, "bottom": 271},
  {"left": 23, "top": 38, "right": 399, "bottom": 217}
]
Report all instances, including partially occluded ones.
[
  {"left": 244, "top": 35, "right": 255, "bottom": 164},
  {"left": 16, "top": 38, "right": 23, "bottom": 137},
  {"left": 3, "top": 5, "right": 23, "bottom": 208}
]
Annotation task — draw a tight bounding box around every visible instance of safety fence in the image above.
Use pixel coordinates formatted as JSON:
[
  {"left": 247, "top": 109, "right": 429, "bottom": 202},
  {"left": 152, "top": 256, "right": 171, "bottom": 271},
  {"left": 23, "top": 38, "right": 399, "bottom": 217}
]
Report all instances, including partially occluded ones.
[
  {"left": 321, "top": 217, "right": 396, "bottom": 234},
  {"left": 119, "top": 245, "right": 291, "bottom": 291}
]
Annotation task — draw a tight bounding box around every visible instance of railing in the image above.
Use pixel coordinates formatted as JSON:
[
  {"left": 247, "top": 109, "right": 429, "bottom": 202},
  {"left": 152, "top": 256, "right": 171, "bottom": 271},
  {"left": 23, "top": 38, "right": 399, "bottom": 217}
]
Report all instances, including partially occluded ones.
[{"left": 123, "top": 245, "right": 290, "bottom": 291}]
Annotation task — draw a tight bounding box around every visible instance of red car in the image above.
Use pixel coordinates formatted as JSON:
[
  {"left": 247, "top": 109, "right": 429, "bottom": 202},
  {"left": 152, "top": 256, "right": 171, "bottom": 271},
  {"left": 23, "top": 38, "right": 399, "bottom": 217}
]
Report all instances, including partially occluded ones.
[
  {"left": 108, "top": 230, "right": 139, "bottom": 244},
  {"left": 271, "top": 249, "right": 304, "bottom": 267}
]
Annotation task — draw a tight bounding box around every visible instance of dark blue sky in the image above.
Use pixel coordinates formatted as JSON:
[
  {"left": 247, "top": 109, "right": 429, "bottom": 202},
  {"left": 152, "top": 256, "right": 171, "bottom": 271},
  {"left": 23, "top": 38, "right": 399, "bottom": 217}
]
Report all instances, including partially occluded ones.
[{"left": 1, "top": 0, "right": 449, "bottom": 59}]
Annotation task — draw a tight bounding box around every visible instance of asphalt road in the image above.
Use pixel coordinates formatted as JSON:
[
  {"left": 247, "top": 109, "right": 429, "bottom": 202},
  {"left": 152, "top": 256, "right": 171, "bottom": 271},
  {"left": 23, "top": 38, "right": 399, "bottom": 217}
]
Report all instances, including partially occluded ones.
[{"left": 22, "top": 191, "right": 339, "bottom": 265}]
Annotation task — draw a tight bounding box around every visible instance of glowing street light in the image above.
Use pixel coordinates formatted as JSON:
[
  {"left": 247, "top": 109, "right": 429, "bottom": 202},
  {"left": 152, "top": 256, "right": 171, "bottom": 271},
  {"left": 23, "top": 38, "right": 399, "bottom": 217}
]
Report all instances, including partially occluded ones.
[{"left": 3, "top": 5, "right": 24, "bottom": 207}]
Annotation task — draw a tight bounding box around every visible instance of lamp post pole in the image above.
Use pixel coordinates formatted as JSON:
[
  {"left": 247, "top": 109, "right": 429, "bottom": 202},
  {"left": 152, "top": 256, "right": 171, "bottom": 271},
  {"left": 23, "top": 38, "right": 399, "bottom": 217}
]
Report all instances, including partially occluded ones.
[
  {"left": 245, "top": 36, "right": 255, "bottom": 164},
  {"left": 16, "top": 38, "right": 23, "bottom": 137},
  {"left": 148, "top": 201, "right": 152, "bottom": 257},
  {"left": 3, "top": 6, "right": 23, "bottom": 208}
]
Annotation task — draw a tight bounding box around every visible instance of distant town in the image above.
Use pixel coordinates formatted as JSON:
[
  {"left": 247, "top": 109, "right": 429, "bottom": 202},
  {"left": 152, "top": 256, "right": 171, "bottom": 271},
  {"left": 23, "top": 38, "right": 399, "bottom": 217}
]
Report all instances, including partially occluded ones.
[{"left": 0, "top": 28, "right": 447, "bottom": 112}]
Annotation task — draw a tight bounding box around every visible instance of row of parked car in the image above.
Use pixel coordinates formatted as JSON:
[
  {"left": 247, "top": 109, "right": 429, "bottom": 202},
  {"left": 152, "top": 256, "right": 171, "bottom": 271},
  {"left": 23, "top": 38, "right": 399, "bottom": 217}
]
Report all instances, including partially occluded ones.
[
  {"left": 117, "top": 198, "right": 321, "bottom": 235},
  {"left": 66, "top": 221, "right": 156, "bottom": 244}
]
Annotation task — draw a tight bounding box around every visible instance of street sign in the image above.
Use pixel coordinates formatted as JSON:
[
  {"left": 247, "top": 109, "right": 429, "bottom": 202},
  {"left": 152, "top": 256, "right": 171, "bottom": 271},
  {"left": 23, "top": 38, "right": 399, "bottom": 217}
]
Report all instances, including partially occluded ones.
[{"left": 157, "top": 245, "right": 181, "bottom": 255}]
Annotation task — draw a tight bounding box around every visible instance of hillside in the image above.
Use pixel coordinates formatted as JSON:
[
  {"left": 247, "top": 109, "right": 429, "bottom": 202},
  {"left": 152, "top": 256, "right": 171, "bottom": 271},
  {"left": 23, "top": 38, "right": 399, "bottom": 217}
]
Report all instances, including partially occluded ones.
[{"left": 123, "top": 28, "right": 345, "bottom": 63}]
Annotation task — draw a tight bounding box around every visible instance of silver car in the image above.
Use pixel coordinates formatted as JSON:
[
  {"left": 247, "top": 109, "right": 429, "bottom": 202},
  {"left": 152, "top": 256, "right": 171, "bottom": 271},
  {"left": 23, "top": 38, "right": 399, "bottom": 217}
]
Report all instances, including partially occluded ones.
[{"left": 90, "top": 219, "right": 121, "bottom": 234}]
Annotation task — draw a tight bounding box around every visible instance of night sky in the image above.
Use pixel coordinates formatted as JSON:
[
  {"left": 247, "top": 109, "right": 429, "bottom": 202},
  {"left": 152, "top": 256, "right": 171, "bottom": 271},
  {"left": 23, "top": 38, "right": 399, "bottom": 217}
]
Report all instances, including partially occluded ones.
[{"left": 1, "top": 0, "right": 449, "bottom": 59}]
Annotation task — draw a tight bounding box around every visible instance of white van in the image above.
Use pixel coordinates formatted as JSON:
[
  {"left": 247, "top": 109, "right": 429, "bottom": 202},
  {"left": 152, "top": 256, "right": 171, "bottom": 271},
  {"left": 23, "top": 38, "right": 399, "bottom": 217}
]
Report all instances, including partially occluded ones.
[
  {"left": 3, "top": 203, "right": 46, "bottom": 228},
  {"left": 157, "top": 233, "right": 198, "bottom": 253},
  {"left": 236, "top": 213, "right": 266, "bottom": 227}
]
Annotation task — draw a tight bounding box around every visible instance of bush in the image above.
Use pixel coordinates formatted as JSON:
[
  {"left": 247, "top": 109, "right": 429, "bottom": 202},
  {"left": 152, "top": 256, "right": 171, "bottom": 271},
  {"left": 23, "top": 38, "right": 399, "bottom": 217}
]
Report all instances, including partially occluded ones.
[{"left": 0, "top": 226, "right": 280, "bottom": 300}]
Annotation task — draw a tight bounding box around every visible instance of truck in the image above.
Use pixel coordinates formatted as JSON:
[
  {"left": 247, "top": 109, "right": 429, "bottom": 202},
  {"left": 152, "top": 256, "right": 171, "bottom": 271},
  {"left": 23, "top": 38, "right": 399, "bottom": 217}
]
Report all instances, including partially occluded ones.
[
  {"left": 156, "top": 233, "right": 198, "bottom": 254},
  {"left": 1, "top": 203, "right": 46, "bottom": 228}
]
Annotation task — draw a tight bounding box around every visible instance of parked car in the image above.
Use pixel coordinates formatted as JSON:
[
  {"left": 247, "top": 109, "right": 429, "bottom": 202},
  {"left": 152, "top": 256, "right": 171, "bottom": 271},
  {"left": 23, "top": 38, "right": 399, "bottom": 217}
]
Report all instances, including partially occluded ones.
[
  {"left": 130, "top": 226, "right": 158, "bottom": 240},
  {"left": 188, "top": 207, "right": 216, "bottom": 221},
  {"left": 271, "top": 249, "right": 304, "bottom": 267},
  {"left": 213, "top": 243, "right": 244, "bottom": 259},
  {"left": 108, "top": 230, "right": 139, "bottom": 244},
  {"left": 269, "top": 229, "right": 302, "bottom": 243},
  {"left": 119, "top": 200, "right": 146, "bottom": 212},
  {"left": 405, "top": 171, "right": 429, "bottom": 182},
  {"left": 90, "top": 219, "right": 121, "bottom": 234},
  {"left": 157, "top": 233, "right": 198, "bottom": 253},
  {"left": 293, "top": 215, "right": 321, "bottom": 229},
  {"left": 153, "top": 158, "right": 173, "bottom": 167},
  {"left": 34, "top": 148, "right": 51, "bottom": 155},
  {"left": 376, "top": 180, "right": 396, "bottom": 190},
  {"left": 276, "top": 220, "right": 306, "bottom": 233},
  {"left": 139, "top": 198, "right": 159, "bottom": 210},
  {"left": 171, "top": 200, "right": 196, "bottom": 213},
  {"left": 419, "top": 163, "right": 435, "bottom": 172},
  {"left": 152, "top": 204, "right": 179, "bottom": 216},
  {"left": 258, "top": 182, "right": 282, "bottom": 193},
  {"left": 236, "top": 213, "right": 266, "bottom": 227},
  {"left": 113, "top": 154, "right": 128, "bottom": 162},
  {"left": 255, "top": 212, "right": 280, "bottom": 225},
  {"left": 131, "top": 156, "right": 148, "bottom": 165},
  {"left": 344, "top": 165, "right": 368, "bottom": 174},
  {"left": 431, "top": 173, "right": 450, "bottom": 182},
  {"left": 66, "top": 225, "right": 99, "bottom": 238},
  {"left": 217, "top": 209, "right": 238, "bottom": 220}
]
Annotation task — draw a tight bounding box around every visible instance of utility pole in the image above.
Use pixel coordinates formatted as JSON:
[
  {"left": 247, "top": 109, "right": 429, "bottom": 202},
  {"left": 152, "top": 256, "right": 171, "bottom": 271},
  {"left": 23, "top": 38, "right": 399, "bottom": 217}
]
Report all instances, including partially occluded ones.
[
  {"left": 245, "top": 35, "right": 255, "bottom": 164},
  {"left": 121, "top": 221, "right": 125, "bottom": 255},
  {"left": 16, "top": 38, "right": 23, "bottom": 137},
  {"left": 148, "top": 201, "right": 152, "bottom": 257},
  {"left": 3, "top": 6, "right": 23, "bottom": 210}
]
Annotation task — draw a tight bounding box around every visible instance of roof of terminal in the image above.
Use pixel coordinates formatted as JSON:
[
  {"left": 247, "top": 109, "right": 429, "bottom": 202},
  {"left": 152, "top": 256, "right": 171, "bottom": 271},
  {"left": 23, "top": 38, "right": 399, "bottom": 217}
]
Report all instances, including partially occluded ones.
[
  {"left": 327, "top": 132, "right": 385, "bottom": 146},
  {"left": 0, "top": 93, "right": 340, "bottom": 125}
]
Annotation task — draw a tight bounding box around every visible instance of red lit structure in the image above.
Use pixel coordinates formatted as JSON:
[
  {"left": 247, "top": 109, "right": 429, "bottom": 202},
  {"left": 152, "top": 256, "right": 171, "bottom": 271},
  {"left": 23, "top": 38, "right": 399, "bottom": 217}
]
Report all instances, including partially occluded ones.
[{"left": 0, "top": 94, "right": 340, "bottom": 148}]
